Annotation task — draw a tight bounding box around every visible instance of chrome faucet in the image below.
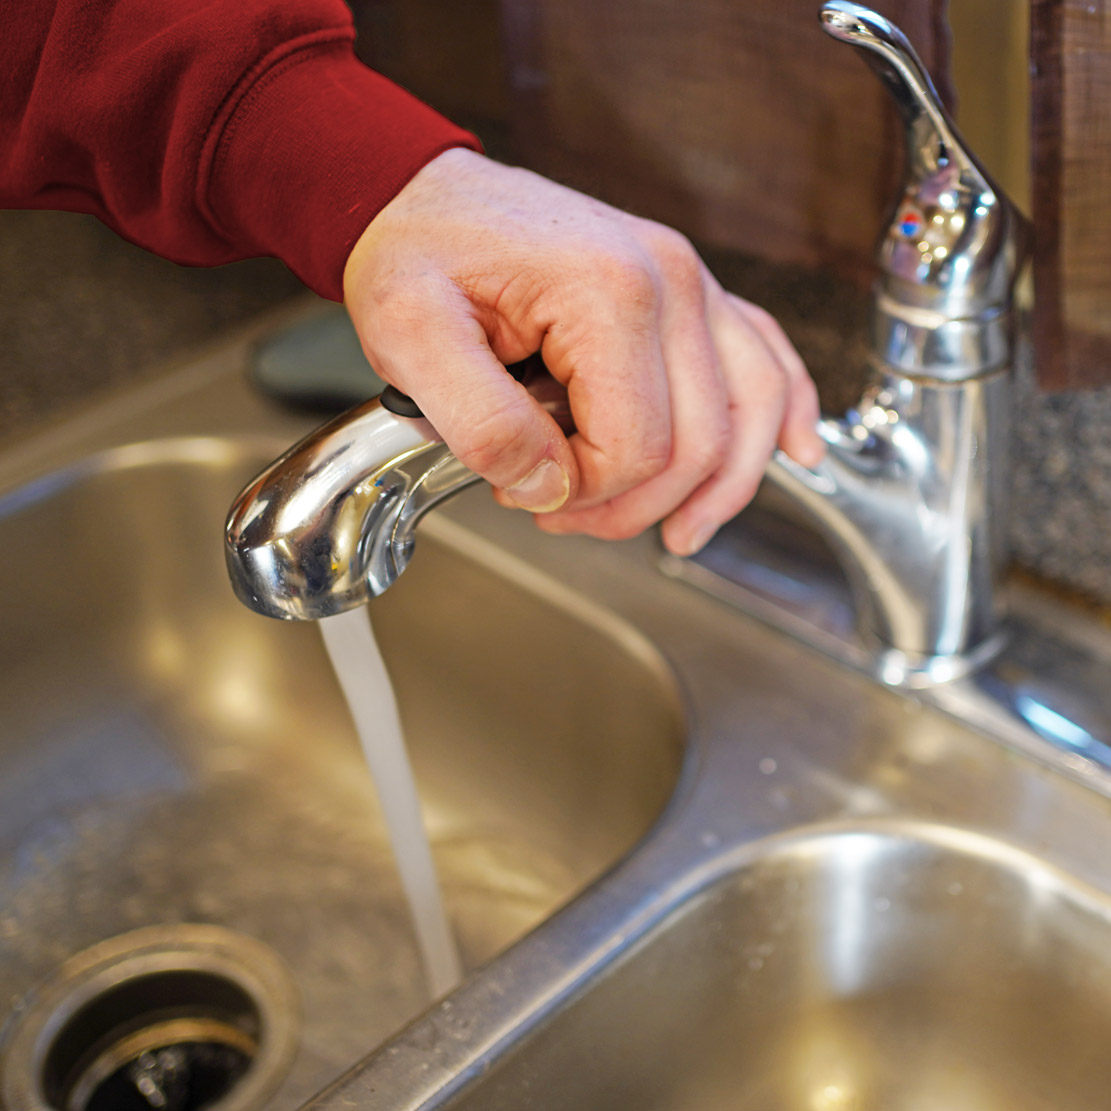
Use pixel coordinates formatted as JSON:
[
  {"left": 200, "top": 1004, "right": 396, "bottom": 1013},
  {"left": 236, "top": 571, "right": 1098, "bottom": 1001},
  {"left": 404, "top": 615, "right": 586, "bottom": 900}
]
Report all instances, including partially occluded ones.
[
  {"left": 757, "top": 1, "right": 1029, "bottom": 683},
  {"left": 225, "top": 356, "right": 571, "bottom": 620},
  {"left": 669, "top": 5, "right": 1111, "bottom": 782},
  {"left": 665, "top": 6, "right": 1111, "bottom": 787}
]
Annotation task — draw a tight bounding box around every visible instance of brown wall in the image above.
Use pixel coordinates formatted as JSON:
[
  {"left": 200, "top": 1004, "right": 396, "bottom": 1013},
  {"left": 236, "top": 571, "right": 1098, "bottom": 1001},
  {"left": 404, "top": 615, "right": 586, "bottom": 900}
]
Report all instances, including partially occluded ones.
[{"left": 499, "top": 0, "right": 952, "bottom": 284}]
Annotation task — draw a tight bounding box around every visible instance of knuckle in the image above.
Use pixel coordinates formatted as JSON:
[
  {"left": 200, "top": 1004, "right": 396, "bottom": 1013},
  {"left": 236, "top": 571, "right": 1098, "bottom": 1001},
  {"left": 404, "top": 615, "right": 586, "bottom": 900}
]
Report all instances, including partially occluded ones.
[
  {"left": 594, "top": 251, "right": 659, "bottom": 308},
  {"left": 740, "top": 299, "right": 777, "bottom": 332},
  {"left": 769, "top": 355, "right": 791, "bottom": 385},
  {"left": 687, "top": 418, "right": 730, "bottom": 476},
  {"left": 749, "top": 355, "right": 790, "bottom": 398},
  {"left": 649, "top": 225, "right": 702, "bottom": 282},
  {"left": 494, "top": 268, "right": 559, "bottom": 321},
  {"left": 737, "top": 300, "right": 803, "bottom": 370}
]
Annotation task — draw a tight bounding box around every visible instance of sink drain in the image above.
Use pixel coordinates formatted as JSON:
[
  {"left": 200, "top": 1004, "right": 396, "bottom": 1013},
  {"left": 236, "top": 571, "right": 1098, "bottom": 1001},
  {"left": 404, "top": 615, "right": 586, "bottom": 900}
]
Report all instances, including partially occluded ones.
[{"left": 1, "top": 925, "right": 299, "bottom": 1111}]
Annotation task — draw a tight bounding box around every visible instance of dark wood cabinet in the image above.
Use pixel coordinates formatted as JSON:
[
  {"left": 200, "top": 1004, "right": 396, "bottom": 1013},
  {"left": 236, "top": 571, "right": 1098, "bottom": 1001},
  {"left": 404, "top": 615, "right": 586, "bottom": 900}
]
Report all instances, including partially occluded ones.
[{"left": 1032, "top": 0, "right": 1111, "bottom": 390}]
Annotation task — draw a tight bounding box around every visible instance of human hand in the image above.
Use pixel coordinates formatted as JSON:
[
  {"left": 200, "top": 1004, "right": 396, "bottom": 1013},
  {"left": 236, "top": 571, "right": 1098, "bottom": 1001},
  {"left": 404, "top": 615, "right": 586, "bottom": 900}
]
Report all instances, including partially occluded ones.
[{"left": 343, "top": 148, "right": 823, "bottom": 556}]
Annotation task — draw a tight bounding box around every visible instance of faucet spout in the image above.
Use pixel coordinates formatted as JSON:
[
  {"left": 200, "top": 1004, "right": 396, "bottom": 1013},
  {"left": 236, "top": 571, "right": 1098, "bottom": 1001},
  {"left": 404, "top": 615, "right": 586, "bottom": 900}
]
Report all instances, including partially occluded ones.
[
  {"left": 225, "top": 355, "right": 571, "bottom": 620},
  {"left": 224, "top": 401, "right": 469, "bottom": 620}
]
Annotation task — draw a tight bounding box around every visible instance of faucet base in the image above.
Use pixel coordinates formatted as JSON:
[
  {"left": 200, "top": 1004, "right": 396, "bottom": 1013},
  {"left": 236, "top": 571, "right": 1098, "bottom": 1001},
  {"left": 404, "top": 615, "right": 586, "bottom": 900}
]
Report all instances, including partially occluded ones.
[{"left": 663, "top": 497, "right": 1111, "bottom": 796}]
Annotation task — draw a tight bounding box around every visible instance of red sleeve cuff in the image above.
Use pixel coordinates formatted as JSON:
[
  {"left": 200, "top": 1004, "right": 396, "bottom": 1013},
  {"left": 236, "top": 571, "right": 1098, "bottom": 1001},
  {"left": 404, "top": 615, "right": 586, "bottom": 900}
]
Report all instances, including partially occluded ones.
[{"left": 202, "top": 33, "right": 482, "bottom": 301}]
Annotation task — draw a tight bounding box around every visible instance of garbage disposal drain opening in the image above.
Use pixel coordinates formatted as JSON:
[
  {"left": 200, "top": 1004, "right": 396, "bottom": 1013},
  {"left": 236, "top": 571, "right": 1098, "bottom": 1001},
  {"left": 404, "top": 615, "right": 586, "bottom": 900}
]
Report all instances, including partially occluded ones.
[
  {"left": 0, "top": 925, "right": 300, "bottom": 1111},
  {"left": 42, "top": 969, "right": 258, "bottom": 1111}
]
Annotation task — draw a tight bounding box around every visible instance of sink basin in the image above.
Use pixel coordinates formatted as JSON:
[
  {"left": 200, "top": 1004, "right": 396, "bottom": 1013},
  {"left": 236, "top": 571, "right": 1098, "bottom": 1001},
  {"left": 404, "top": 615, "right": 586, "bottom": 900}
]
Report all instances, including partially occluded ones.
[
  {"left": 441, "top": 821, "right": 1111, "bottom": 1111},
  {"left": 0, "top": 428, "right": 683, "bottom": 1106}
]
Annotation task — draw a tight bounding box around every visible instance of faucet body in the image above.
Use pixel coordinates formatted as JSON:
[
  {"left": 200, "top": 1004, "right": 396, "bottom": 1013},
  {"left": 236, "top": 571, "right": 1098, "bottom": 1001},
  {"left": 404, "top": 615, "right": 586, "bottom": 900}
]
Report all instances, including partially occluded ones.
[{"left": 756, "top": 2, "right": 1028, "bottom": 680}]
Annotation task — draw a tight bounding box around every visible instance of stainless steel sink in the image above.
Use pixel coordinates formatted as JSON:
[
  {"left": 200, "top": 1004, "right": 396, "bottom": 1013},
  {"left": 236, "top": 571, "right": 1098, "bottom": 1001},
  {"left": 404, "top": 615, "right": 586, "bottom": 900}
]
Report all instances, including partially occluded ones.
[
  {"left": 7, "top": 303, "right": 1111, "bottom": 1111},
  {"left": 441, "top": 821, "right": 1111, "bottom": 1111},
  {"left": 0, "top": 311, "right": 683, "bottom": 1109}
]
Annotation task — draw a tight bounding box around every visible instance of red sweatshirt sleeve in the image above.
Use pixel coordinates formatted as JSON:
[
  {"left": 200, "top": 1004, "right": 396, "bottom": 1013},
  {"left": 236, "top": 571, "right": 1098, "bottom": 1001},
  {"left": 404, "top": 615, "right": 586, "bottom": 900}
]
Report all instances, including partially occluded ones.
[{"left": 2, "top": 0, "right": 481, "bottom": 300}]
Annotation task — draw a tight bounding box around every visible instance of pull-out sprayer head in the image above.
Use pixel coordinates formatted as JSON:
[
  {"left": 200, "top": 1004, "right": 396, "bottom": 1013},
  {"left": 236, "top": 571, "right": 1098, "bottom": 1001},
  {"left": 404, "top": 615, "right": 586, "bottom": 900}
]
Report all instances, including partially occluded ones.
[{"left": 225, "top": 355, "right": 570, "bottom": 620}]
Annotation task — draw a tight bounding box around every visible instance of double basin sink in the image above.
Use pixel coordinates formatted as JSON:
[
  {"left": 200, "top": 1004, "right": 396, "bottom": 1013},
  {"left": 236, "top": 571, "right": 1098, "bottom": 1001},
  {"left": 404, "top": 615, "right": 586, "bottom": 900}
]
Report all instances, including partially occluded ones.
[{"left": 3, "top": 303, "right": 1111, "bottom": 1110}]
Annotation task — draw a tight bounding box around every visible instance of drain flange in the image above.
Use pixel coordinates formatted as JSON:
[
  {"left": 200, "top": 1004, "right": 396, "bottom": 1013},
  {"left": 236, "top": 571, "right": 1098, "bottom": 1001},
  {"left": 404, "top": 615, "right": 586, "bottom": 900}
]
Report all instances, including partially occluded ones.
[{"left": 1, "top": 925, "right": 299, "bottom": 1111}]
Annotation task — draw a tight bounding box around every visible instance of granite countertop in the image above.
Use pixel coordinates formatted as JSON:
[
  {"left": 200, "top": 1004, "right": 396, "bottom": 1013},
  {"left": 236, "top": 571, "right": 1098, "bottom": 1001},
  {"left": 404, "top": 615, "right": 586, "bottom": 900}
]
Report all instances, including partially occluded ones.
[{"left": 0, "top": 210, "right": 302, "bottom": 441}]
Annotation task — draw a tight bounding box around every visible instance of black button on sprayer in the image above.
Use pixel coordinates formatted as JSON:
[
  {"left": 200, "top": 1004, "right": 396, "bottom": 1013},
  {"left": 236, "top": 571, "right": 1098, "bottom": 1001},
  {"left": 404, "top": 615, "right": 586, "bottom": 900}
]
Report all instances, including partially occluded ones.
[{"left": 379, "top": 354, "right": 547, "bottom": 420}]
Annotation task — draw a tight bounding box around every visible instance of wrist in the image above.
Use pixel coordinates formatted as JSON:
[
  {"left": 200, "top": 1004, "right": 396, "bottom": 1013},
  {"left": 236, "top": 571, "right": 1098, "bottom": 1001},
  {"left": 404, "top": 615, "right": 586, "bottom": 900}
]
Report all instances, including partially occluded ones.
[{"left": 206, "top": 42, "right": 481, "bottom": 301}]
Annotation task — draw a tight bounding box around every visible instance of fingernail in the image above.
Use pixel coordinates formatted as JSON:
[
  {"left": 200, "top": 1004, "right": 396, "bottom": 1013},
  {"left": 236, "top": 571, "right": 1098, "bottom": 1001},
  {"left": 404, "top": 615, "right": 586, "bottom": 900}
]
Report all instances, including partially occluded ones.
[
  {"left": 797, "top": 440, "right": 827, "bottom": 469},
  {"left": 506, "top": 458, "right": 570, "bottom": 513},
  {"left": 680, "top": 522, "right": 718, "bottom": 557}
]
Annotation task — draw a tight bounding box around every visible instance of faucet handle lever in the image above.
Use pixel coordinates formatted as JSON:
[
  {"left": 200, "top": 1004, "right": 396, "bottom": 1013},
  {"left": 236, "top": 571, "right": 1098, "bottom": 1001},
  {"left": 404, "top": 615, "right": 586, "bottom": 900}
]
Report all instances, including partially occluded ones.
[
  {"left": 821, "top": 3, "right": 967, "bottom": 183},
  {"left": 820, "top": 2, "right": 1029, "bottom": 374}
]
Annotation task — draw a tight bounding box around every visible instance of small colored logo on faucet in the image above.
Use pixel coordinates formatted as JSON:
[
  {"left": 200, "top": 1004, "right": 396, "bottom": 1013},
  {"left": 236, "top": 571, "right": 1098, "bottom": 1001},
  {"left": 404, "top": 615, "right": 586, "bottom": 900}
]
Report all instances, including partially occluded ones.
[{"left": 897, "top": 208, "right": 924, "bottom": 237}]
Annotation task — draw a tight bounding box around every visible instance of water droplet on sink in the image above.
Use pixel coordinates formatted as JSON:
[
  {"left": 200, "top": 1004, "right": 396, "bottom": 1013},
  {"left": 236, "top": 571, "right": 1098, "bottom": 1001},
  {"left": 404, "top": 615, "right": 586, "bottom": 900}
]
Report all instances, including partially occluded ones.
[
  {"left": 948, "top": 881, "right": 964, "bottom": 896},
  {"left": 759, "top": 758, "right": 777, "bottom": 775},
  {"left": 874, "top": 896, "right": 891, "bottom": 912},
  {"left": 747, "top": 956, "right": 764, "bottom": 971}
]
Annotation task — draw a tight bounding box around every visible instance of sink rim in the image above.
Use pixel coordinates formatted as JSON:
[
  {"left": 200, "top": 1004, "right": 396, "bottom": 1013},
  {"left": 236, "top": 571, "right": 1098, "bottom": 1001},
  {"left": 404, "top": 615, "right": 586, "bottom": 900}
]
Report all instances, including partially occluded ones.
[{"left": 301, "top": 807, "right": 1111, "bottom": 1111}]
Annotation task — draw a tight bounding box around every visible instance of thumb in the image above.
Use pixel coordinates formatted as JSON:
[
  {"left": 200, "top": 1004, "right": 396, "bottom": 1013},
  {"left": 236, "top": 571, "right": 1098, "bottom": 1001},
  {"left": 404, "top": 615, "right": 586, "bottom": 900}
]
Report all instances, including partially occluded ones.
[{"left": 362, "top": 306, "right": 577, "bottom": 513}]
